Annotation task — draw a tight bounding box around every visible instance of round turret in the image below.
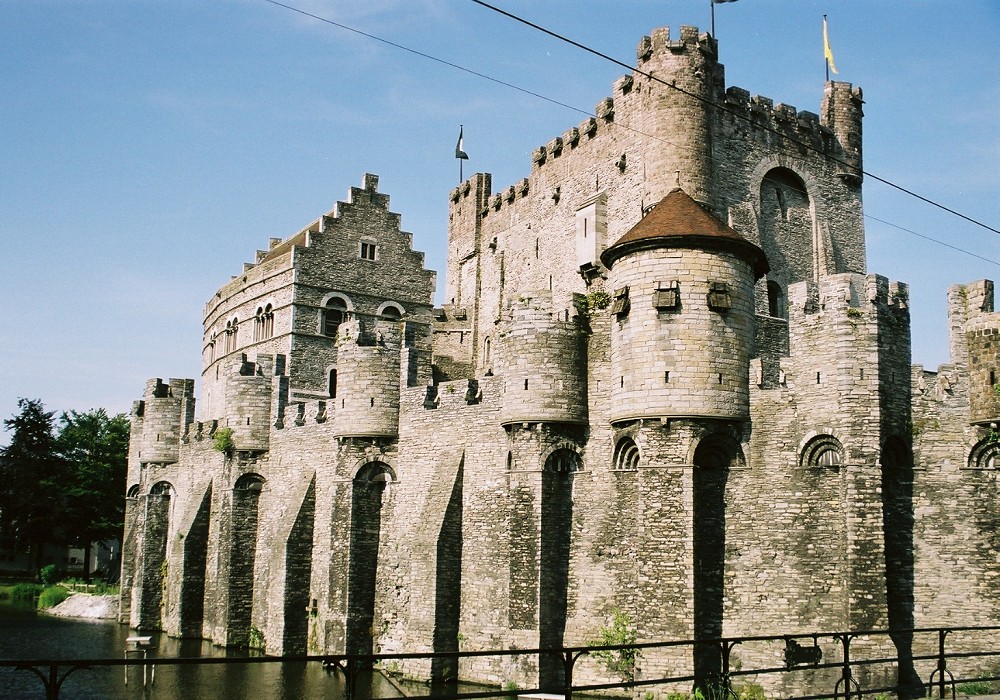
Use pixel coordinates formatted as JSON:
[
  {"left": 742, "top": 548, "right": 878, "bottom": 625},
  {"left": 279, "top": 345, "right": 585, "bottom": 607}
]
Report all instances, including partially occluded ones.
[
  {"left": 331, "top": 327, "right": 401, "bottom": 438},
  {"left": 638, "top": 26, "right": 723, "bottom": 206},
  {"left": 601, "top": 189, "right": 767, "bottom": 425},
  {"left": 138, "top": 378, "right": 194, "bottom": 465},
  {"left": 497, "top": 292, "right": 588, "bottom": 427}
]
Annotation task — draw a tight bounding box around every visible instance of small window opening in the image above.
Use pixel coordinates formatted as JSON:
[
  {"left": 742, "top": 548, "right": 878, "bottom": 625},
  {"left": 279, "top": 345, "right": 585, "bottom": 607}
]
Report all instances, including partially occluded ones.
[
  {"left": 718, "top": 373, "right": 723, "bottom": 385},
  {"left": 329, "top": 369, "right": 338, "bottom": 398},
  {"left": 620, "top": 375, "right": 624, "bottom": 388},
  {"left": 324, "top": 297, "right": 348, "bottom": 337},
  {"left": 707, "top": 281, "right": 732, "bottom": 311},
  {"left": 610, "top": 286, "right": 630, "bottom": 317},
  {"left": 524, "top": 378, "right": 529, "bottom": 390},
  {"left": 654, "top": 281, "right": 680, "bottom": 310},
  {"left": 664, "top": 371, "right": 670, "bottom": 383},
  {"left": 816, "top": 372, "right": 821, "bottom": 384},
  {"left": 360, "top": 241, "right": 378, "bottom": 260},
  {"left": 370, "top": 397, "right": 375, "bottom": 407},
  {"left": 767, "top": 281, "right": 784, "bottom": 318},
  {"left": 381, "top": 305, "right": 402, "bottom": 320}
]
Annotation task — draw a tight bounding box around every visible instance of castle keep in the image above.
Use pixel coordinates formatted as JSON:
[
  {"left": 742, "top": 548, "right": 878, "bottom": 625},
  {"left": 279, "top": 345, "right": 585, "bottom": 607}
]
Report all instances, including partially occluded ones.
[{"left": 120, "top": 26, "right": 1000, "bottom": 693}]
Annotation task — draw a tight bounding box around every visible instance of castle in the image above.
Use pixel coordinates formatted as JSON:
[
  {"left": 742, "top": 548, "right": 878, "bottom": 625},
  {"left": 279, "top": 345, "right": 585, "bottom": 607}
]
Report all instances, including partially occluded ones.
[{"left": 120, "top": 26, "right": 1000, "bottom": 694}]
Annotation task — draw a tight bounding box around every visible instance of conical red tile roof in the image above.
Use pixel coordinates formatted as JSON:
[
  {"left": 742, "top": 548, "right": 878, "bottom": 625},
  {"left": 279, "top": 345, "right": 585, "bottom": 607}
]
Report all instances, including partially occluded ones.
[{"left": 601, "top": 189, "right": 769, "bottom": 278}]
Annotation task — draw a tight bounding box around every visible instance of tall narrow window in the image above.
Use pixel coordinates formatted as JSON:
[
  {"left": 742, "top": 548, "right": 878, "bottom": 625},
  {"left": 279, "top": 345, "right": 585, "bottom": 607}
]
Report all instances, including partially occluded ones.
[
  {"left": 329, "top": 369, "right": 338, "bottom": 398},
  {"left": 767, "top": 281, "right": 784, "bottom": 319},
  {"left": 324, "top": 298, "right": 348, "bottom": 337}
]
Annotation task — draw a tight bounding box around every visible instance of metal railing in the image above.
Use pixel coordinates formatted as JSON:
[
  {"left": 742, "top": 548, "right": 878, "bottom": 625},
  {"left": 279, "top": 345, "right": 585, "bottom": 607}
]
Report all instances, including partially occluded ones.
[{"left": 3, "top": 625, "right": 999, "bottom": 700}]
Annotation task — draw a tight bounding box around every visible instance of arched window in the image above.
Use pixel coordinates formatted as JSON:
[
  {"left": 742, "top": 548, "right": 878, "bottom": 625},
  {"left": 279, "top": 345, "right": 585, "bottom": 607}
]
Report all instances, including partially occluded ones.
[
  {"left": 380, "top": 304, "right": 402, "bottom": 321},
  {"left": 613, "top": 437, "right": 641, "bottom": 470},
  {"left": 150, "top": 481, "right": 174, "bottom": 497},
  {"left": 324, "top": 297, "right": 349, "bottom": 337},
  {"left": 969, "top": 438, "right": 1000, "bottom": 471},
  {"left": 254, "top": 303, "right": 274, "bottom": 341},
  {"left": 225, "top": 317, "right": 239, "bottom": 353},
  {"left": 127, "top": 484, "right": 141, "bottom": 498},
  {"left": 767, "top": 281, "right": 785, "bottom": 319},
  {"left": 328, "top": 368, "right": 338, "bottom": 399},
  {"left": 234, "top": 473, "right": 265, "bottom": 493},
  {"left": 800, "top": 435, "right": 844, "bottom": 469},
  {"left": 544, "top": 448, "right": 581, "bottom": 474}
]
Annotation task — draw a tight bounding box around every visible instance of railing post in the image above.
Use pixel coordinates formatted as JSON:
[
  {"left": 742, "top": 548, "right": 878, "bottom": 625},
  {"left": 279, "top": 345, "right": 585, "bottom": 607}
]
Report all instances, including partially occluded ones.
[
  {"left": 561, "top": 650, "right": 574, "bottom": 700},
  {"left": 47, "top": 663, "right": 58, "bottom": 700},
  {"left": 833, "top": 633, "right": 860, "bottom": 700},
  {"left": 928, "top": 629, "right": 955, "bottom": 700}
]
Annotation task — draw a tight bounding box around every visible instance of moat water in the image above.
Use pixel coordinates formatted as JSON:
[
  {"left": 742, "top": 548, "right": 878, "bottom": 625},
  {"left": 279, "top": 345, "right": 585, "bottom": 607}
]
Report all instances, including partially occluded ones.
[{"left": 0, "top": 601, "right": 404, "bottom": 699}]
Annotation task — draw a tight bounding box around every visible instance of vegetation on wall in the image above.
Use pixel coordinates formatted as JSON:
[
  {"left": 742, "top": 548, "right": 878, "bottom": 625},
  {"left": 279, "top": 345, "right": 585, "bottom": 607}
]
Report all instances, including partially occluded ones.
[{"left": 588, "top": 608, "right": 637, "bottom": 682}]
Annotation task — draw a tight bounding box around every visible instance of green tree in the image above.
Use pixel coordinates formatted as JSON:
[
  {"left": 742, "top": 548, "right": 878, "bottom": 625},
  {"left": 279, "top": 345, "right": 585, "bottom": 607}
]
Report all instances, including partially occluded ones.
[
  {"left": 0, "top": 398, "right": 66, "bottom": 571},
  {"left": 57, "top": 408, "right": 130, "bottom": 581}
]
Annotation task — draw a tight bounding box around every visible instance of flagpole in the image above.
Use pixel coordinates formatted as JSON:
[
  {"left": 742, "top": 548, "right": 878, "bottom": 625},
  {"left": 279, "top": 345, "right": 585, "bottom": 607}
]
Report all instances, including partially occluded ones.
[
  {"left": 711, "top": 0, "right": 715, "bottom": 36},
  {"left": 823, "top": 15, "right": 829, "bottom": 82}
]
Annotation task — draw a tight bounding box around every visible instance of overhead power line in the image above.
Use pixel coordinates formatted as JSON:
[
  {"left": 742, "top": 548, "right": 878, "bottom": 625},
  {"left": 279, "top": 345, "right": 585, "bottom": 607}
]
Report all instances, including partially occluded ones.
[
  {"left": 467, "top": 0, "right": 1000, "bottom": 239},
  {"left": 258, "top": 0, "right": 999, "bottom": 266}
]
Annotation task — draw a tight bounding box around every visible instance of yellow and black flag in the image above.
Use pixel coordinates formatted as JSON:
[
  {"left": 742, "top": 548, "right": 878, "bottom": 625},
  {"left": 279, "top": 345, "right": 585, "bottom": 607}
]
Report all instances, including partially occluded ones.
[{"left": 823, "top": 15, "right": 839, "bottom": 77}]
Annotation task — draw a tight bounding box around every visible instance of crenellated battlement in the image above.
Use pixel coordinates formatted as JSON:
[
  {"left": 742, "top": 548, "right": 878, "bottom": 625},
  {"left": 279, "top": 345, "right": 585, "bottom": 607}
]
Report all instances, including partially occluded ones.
[
  {"left": 788, "top": 273, "right": 908, "bottom": 321},
  {"left": 636, "top": 25, "right": 717, "bottom": 62}
]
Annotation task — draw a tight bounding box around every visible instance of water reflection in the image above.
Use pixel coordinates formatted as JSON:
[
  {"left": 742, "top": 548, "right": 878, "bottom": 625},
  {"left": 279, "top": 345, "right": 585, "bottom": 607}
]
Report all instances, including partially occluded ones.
[{"left": 0, "top": 601, "right": 396, "bottom": 699}]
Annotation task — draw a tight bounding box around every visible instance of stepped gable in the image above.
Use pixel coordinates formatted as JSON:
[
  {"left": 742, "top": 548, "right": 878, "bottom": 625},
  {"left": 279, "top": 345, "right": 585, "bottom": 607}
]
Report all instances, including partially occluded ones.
[{"left": 600, "top": 188, "right": 769, "bottom": 278}]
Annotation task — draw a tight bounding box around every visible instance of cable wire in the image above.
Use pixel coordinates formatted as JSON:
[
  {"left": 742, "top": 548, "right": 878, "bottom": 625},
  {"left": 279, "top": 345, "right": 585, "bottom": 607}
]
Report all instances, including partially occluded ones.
[
  {"left": 468, "top": 0, "right": 1000, "bottom": 238},
  {"left": 258, "top": 0, "right": 1000, "bottom": 265}
]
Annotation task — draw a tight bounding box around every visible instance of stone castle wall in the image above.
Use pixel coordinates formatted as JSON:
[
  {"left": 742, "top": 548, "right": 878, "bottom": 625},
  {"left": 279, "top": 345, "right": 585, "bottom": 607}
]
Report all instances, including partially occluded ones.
[{"left": 119, "top": 24, "right": 1000, "bottom": 698}]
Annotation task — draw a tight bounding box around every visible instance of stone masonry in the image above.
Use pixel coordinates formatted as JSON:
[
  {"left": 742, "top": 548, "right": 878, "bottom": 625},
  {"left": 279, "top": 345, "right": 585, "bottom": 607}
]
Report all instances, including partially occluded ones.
[{"left": 120, "top": 25, "right": 1000, "bottom": 697}]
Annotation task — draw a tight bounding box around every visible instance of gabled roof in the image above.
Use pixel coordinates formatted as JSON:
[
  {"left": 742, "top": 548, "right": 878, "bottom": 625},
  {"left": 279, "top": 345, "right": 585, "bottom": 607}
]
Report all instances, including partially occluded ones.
[{"left": 600, "top": 188, "right": 769, "bottom": 279}]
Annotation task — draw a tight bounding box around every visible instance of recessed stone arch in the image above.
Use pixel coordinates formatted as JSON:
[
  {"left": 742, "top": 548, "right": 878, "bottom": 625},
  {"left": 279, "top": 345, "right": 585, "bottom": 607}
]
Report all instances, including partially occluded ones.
[
  {"left": 539, "top": 442, "right": 584, "bottom": 472},
  {"left": 376, "top": 301, "right": 405, "bottom": 319},
  {"left": 969, "top": 437, "right": 1000, "bottom": 470},
  {"left": 347, "top": 460, "right": 395, "bottom": 660},
  {"left": 613, "top": 436, "right": 641, "bottom": 470},
  {"left": 226, "top": 472, "right": 265, "bottom": 647},
  {"left": 799, "top": 433, "right": 846, "bottom": 469},
  {"left": 319, "top": 292, "right": 354, "bottom": 337},
  {"left": 538, "top": 445, "right": 580, "bottom": 691},
  {"left": 691, "top": 433, "right": 740, "bottom": 686}
]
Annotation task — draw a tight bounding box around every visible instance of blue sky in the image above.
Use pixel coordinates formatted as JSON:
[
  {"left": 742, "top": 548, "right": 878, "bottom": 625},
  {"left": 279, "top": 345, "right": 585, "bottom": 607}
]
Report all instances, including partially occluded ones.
[{"left": 2, "top": 0, "right": 998, "bottom": 439}]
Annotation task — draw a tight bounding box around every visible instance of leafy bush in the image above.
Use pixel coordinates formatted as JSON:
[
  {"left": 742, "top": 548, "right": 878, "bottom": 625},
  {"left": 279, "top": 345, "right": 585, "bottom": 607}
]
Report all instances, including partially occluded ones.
[
  {"left": 37, "top": 585, "right": 70, "bottom": 609},
  {"left": 248, "top": 625, "right": 266, "bottom": 650},
  {"left": 589, "top": 608, "right": 637, "bottom": 682},
  {"left": 213, "top": 427, "right": 235, "bottom": 453},
  {"left": 8, "top": 583, "right": 42, "bottom": 601},
  {"left": 40, "top": 564, "right": 59, "bottom": 586}
]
